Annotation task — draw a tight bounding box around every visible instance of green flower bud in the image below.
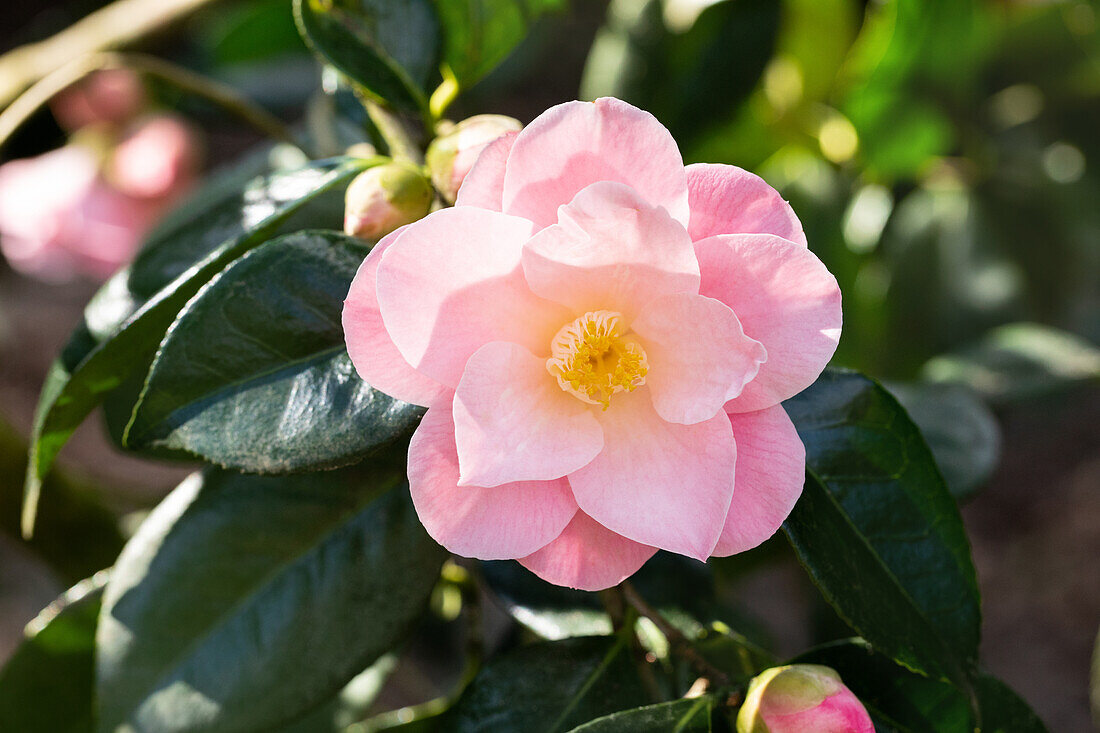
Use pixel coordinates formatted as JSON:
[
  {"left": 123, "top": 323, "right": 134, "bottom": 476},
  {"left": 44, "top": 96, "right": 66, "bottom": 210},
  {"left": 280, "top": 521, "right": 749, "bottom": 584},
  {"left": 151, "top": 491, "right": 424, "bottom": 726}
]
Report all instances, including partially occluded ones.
[
  {"left": 344, "top": 162, "right": 432, "bottom": 240},
  {"left": 737, "top": 664, "right": 874, "bottom": 733}
]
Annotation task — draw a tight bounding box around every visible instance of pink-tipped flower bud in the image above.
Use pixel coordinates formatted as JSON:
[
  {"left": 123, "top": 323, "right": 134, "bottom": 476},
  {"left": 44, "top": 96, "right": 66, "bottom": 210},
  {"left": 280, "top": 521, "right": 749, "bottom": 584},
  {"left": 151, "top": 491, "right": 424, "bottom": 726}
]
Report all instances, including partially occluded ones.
[
  {"left": 50, "top": 69, "right": 146, "bottom": 131},
  {"left": 737, "top": 664, "right": 875, "bottom": 733},
  {"left": 426, "top": 114, "right": 521, "bottom": 203},
  {"left": 344, "top": 163, "right": 432, "bottom": 241}
]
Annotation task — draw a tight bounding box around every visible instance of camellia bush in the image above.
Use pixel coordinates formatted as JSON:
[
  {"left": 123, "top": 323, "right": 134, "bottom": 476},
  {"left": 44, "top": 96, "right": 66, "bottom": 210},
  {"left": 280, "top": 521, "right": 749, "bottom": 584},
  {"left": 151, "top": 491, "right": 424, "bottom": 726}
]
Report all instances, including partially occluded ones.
[{"left": 0, "top": 0, "right": 1073, "bottom": 731}]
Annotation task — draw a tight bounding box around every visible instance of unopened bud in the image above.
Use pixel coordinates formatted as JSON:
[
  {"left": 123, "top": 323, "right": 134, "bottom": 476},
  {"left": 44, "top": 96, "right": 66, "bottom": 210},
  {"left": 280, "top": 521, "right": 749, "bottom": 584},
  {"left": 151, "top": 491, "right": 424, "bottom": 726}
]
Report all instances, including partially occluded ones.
[
  {"left": 344, "top": 163, "right": 432, "bottom": 240},
  {"left": 737, "top": 664, "right": 874, "bottom": 733},
  {"left": 426, "top": 115, "right": 521, "bottom": 203}
]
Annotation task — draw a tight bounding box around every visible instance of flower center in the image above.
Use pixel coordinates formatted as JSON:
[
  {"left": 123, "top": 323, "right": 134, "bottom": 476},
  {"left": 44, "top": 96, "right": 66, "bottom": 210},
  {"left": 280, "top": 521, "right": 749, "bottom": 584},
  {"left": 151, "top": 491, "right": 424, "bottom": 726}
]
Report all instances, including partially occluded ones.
[{"left": 546, "top": 310, "right": 649, "bottom": 408}]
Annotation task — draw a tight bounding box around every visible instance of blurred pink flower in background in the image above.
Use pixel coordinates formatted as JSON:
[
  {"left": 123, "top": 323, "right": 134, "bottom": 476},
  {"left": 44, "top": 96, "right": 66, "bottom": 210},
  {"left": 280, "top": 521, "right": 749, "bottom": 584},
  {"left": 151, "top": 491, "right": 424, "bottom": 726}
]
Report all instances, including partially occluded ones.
[
  {"left": 344, "top": 98, "right": 842, "bottom": 590},
  {"left": 0, "top": 70, "right": 199, "bottom": 282},
  {"left": 49, "top": 68, "right": 146, "bottom": 131}
]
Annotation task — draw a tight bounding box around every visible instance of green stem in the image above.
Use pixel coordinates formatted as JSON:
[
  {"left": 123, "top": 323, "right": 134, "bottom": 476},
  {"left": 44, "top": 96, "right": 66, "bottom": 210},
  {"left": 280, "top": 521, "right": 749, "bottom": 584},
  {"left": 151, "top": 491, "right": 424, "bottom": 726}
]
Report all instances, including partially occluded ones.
[
  {"left": 363, "top": 98, "right": 423, "bottom": 165},
  {"left": 429, "top": 65, "right": 460, "bottom": 123}
]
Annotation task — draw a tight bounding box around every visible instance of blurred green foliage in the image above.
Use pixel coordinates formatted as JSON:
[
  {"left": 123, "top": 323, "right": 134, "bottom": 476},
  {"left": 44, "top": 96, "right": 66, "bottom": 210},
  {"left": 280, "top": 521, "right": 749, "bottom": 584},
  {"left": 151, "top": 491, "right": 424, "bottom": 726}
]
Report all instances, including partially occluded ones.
[{"left": 584, "top": 0, "right": 1100, "bottom": 385}]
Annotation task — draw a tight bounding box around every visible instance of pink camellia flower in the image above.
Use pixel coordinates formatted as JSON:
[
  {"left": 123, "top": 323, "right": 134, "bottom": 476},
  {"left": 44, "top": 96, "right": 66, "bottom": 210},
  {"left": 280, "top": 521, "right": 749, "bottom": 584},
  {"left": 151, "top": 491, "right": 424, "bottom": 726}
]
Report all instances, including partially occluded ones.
[
  {"left": 736, "top": 664, "right": 875, "bottom": 733},
  {"left": 108, "top": 115, "right": 199, "bottom": 199},
  {"left": 343, "top": 98, "right": 841, "bottom": 590},
  {"left": 0, "top": 117, "right": 197, "bottom": 282}
]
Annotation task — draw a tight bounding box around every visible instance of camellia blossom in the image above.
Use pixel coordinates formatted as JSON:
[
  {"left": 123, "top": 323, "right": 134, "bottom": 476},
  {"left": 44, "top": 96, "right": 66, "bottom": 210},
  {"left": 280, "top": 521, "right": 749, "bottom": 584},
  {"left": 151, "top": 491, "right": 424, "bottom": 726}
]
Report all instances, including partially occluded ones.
[
  {"left": 0, "top": 115, "right": 197, "bottom": 282},
  {"left": 343, "top": 97, "right": 841, "bottom": 591}
]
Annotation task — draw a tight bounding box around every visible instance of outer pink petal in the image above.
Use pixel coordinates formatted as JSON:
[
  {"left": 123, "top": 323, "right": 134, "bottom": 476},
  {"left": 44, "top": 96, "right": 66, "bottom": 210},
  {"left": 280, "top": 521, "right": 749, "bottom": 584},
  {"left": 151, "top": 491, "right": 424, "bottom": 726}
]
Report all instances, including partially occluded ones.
[
  {"left": 568, "top": 389, "right": 736, "bottom": 560},
  {"left": 408, "top": 405, "right": 579, "bottom": 560},
  {"left": 522, "top": 181, "right": 699, "bottom": 321},
  {"left": 343, "top": 227, "right": 448, "bottom": 406},
  {"left": 686, "top": 163, "right": 806, "bottom": 245},
  {"left": 696, "top": 234, "right": 841, "bottom": 412},
  {"left": 712, "top": 405, "right": 805, "bottom": 556},
  {"left": 454, "top": 131, "right": 518, "bottom": 211},
  {"left": 632, "top": 293, "right": 766, "bottom": 425},
  {"left": 502, "top": 98, "right": 690, "bottom": 230},
  {"left": 453, "top": 341, "right": 603, "bottom": 487},
  {"left": 520, "top": 511, "right": 656, "bottom": 591},
  {"left": 376, "top": 207, "right": 570, "bottom": 387}
]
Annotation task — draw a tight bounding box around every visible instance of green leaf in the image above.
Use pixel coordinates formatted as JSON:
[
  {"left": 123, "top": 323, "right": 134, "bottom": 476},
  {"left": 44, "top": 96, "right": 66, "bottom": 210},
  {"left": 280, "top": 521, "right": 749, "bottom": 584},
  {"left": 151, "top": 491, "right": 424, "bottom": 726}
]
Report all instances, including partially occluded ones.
[
  {"left": 22, "top": 158, "right": 367, "bottom": 536},
  {"left": 884, "top": 382, "right": 1001, "bottom": 500},
  {"left": 782, "top": 369, "right": 981, "bottom": 686},
  {"left": 0, "top": 574, "right": 106, "bottom": 733},
  {"left": 793, "top": 639, "right": 971, "bottom": 733},
  {"left": 566, "top": 696, "right": 718, "bottom": 732},
  {"left": 433, "top": 0, "right": 565, "bottom": 89},
  {"left": 1, "top": 419, "right": 123, "bottom": 583},
  {"left": 123, "top": 230, "right": 423, "bottom": 471},
  {"left": 442, "top": 636, "right": 649, "bottom": 732},
  {"left": 921, "top": 322, "right": 1100, "bottom": 405},
  {"left": 294, "top": 0, "right": 438, "bottom": 113},
  {"left": 974, "top": 673, "right": 1048, "bottom": 733},
  {"left": 95, "top": 467, "right": 446, "bottom": 732}
]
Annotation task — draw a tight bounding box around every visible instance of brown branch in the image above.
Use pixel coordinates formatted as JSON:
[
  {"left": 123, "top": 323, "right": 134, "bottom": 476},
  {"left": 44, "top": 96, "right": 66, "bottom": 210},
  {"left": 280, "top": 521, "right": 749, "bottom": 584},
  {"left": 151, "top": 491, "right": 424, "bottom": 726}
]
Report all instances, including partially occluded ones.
[
  {"left": 0, "top": 0, "right": 222, "bottom": 109},
  {"left": 620, "top": 580, "right": 730, "bottom": 687}
]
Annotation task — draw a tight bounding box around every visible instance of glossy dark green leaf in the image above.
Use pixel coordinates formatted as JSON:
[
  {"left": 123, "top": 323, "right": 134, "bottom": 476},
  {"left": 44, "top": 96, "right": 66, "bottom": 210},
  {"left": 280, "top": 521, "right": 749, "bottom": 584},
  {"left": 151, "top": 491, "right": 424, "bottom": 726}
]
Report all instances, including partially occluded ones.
[
  {"left": 0, "top": 574, "right": 106, "bottom": 733},
  {"left": 433, "top": 0, "right": 565, "bottom": 88},
  {"left": 22, "top": 158, "right": 367, "bottom": 535},
  {"left": 442, "top": 636, "right": 649, "bottom": 732},
  {"left": 782, "top": 369, "right": 981, "bottom": 686},
  {"left": 95, "top": 468, "right": 446, "bottom": 732},
  {"left": 294, "top": 0, "right": 438, "bottom": 113},
  {"left": 123, "top": 230, "right": 423, "bottom": 471},
  {"left": 885, "top": 382, "right": 1001, "bottom": 500},
  {"left": 567, "top": 696, "right": 718, "bottom": 732},
  {"left": 793, "top": 639, "right": 971, "bottom": 733},
  {"left": 974, "top": 673, "right": 1048, "bottom": 733}
]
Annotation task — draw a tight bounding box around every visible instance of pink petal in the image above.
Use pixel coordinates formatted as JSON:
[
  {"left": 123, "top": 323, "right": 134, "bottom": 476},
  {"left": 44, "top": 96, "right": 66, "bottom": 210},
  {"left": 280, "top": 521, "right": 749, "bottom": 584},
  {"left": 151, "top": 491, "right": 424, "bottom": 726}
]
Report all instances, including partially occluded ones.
[
  {"left": 696, "top": 234, "right": 841, "bottom": 413},
  {"left": 712, "top": 405, "right": 805, "bottom": 556},
  {"left": 568, "top": 389, "right": 736, "bottom": 560},
  {"left": 632, "top": 293, "right": 767, "bottom": 425},
  {"left": 522, "top": 181, "right": 699, "bottom": 321},
  {"left": 453, "top": 341, "right": 604, "bottom": 487},
  {"left": 376, "top": 207, "right": 570, "bottom": 387},
  {"left": 686, "top": 163, "right": 806, "bottom": 245},
  {"left": 408, "top": 405, "right": 579, "bottom": 560},
  {"left": 502, "top": 98, "right": 690, "bottom": 230},
  {"left": 454, "top": 130, "right": 518, "bottom": 211},
  {"left": 520, "top": 511, "right": 656, "bottom": 591},
  {"left": 342, "top": 227, "right": 448, "bottom": 407}
]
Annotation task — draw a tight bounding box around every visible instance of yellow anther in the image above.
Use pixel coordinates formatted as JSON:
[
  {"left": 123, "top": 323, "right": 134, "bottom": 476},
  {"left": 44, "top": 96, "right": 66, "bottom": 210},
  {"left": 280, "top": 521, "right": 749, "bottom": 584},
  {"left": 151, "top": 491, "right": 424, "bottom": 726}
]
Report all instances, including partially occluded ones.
[{"left": 546, "top": 310, "right": 649, "bottom": 408}]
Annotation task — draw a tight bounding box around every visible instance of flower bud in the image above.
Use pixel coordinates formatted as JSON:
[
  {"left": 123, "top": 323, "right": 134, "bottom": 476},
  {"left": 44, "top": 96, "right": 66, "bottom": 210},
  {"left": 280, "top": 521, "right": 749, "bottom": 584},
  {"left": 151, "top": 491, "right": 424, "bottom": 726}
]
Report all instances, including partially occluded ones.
[
  {"left": 426, "top": 114, "right": 521, "bottom": 203},
  {"left": 343, "top": 163, "right": 433, "bottom": 241},
  {"left": 51, "top": 69, "right": 146, "bottom": 131},
  {"left": 737, "top": 664, "right": 874, "bottom": 733}
]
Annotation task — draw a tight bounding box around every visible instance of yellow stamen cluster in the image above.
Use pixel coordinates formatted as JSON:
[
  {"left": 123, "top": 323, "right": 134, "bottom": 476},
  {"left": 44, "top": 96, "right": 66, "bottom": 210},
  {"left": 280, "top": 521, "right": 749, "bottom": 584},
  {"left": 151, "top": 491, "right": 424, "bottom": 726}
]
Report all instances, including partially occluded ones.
[{"left": 546, "top": 310, "right": 649, "bottom": 408}]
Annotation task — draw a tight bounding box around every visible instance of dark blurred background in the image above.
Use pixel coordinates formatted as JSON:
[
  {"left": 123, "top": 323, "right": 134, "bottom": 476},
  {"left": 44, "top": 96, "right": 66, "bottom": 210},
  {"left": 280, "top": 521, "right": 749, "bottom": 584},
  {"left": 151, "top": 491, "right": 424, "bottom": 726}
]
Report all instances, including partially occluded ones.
[{"left": 0, "top": 0, "right": 1097, "bottom": 729}]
